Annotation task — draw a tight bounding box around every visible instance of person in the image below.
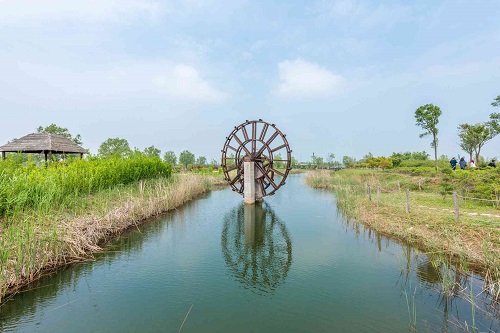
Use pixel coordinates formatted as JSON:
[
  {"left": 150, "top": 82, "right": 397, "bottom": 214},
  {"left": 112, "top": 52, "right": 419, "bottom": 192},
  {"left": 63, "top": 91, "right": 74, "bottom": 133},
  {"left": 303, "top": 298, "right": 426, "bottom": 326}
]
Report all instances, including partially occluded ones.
[
  {"left": 459, "top": 157, "right": 467, "bottom": 170},
  {"left": 470, "top": 159, "right": 476, "bottom": 168},
  {"left": 488, "top": 159, "right": 496, "bottom": 168},
  {"left": 450, "top": 157, "right": 457, "bottom": 170}
]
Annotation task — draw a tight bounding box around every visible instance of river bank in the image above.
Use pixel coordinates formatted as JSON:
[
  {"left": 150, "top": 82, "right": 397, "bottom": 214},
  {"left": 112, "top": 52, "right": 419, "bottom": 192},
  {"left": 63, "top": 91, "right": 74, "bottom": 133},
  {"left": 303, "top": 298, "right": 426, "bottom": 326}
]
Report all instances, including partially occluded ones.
[
  {"left": 0, "top": 173, "right": 225, "bottom": 301},
  {"left": 306, "top": 169, "right": 500, "bottom": 299}
]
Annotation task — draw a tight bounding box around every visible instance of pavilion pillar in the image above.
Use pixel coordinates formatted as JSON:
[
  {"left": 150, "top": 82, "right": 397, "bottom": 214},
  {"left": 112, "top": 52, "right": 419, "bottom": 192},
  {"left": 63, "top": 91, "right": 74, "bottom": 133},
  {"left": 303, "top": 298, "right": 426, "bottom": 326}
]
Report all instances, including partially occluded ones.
[
  {"left": 80, "top": 153, "right": 83, "bottom": 159},
  {"left": 44, "top": 151, "right": 48, "bottom": 162},
  {"left": 48, "top": 151, "right": 52, "bottom": 161},
  {"left": 1, "top": 151, "right": 5, "bottom": 160}
]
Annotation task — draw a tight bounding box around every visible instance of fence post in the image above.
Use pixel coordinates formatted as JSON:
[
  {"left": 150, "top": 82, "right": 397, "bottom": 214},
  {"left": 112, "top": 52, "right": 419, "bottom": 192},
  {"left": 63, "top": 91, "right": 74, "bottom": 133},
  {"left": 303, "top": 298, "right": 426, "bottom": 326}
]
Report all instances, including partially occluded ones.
[
  {"left": 405, "top": 189, "right": 410, "bottom": 213},
  {"left": 418, "top": 179, "right": 422, "bottom": 191},
  {"left": 368, "top": 184, "right": 372, "bottom": 201},
  {"left": 453, "top": 192, "right": 459, "bottom": 222},
  {"left": 398, "top": 180, "right": 401, "bottom": 192}
]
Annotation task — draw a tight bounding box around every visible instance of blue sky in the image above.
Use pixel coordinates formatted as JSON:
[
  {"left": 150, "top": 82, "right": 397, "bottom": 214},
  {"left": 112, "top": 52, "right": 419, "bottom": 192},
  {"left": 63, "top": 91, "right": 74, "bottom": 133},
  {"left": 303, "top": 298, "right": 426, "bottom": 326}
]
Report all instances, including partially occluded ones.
[{"left": 1, "top": 0, "right": 499, "bottom": 163}]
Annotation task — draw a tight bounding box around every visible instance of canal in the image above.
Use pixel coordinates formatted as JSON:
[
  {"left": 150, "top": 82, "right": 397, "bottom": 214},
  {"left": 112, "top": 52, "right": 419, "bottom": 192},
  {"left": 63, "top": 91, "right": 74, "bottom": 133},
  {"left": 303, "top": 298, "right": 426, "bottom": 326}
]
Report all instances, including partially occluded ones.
[{"left": 0, "top": 174, "right": 498, "bottom": 332}]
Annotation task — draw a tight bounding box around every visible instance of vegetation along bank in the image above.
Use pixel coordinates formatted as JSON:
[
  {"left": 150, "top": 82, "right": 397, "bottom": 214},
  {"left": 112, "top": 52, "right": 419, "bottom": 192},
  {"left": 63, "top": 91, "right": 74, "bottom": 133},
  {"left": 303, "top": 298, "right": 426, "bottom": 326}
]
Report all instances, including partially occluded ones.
[
  {"left": 0, "top": 155, "right": 225, "bottom": 301},
  {"left": 306, "top": 168, "right": 500, "bottom": 300}
]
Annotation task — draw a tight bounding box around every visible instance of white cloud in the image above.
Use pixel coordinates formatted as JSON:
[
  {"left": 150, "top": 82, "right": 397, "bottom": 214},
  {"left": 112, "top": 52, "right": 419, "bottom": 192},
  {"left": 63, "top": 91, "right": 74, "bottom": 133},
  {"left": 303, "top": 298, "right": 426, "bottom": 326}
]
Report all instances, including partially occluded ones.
[
  {"left": 8, "top": 60, "right": 227, "bottom": 103},
  {"left": 0, "top": 0, "right": 162, "bottom": 24},
  {"left": 153, "top": 64, "right": 227, "bottom": 102},
  {"left": 275, "top": 59, "right": 344, "bottom": 98}
]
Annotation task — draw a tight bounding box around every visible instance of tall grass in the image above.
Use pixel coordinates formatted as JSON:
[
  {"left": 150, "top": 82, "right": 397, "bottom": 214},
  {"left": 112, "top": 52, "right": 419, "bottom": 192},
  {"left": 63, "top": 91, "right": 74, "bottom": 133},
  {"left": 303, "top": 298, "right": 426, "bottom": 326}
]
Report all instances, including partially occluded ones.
[
  {"left": 0, "top": 155, "right": 172, "bottom": 216},
  {"left": 0, "top": 173, "right": 225, "bottom": 301}
]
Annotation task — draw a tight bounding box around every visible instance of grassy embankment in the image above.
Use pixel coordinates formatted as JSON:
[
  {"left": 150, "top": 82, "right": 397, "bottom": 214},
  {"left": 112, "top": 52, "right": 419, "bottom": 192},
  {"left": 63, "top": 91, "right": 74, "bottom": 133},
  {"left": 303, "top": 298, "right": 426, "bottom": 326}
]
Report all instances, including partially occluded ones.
[
  {"left": 306, "top": 168, "right": 500, "bottom": 298},
  {"left": 0, "top": 156, "right": 225, "bottom": 301}
]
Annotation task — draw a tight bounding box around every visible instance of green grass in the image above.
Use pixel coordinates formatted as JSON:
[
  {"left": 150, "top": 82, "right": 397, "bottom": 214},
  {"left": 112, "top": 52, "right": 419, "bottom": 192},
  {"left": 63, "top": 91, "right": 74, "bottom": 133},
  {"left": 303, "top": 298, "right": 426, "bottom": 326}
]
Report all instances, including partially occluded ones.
[
  {"left": 0, "top": 155, "right": 172, "bottom": 216},
  {"left": 0, "top": 155, "right": 224, "bottom": 301},
  {"left": 306, "top": 169, "right": 500, "bottom": 292}
]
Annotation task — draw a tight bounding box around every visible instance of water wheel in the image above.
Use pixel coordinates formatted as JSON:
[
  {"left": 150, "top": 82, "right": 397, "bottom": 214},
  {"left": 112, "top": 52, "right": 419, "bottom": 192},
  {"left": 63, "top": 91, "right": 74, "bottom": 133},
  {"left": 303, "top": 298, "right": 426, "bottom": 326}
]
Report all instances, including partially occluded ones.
[{"left": 221, "top": 119, "right": 292, "bottom": 197}]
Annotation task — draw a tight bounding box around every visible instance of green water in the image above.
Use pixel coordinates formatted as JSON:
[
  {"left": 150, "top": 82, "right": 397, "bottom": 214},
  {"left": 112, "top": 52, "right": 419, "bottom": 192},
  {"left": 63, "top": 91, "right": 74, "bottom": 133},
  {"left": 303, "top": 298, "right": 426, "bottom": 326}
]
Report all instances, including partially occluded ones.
[{"left": 0, "top": 174, "right": 498, "bottom": 332}]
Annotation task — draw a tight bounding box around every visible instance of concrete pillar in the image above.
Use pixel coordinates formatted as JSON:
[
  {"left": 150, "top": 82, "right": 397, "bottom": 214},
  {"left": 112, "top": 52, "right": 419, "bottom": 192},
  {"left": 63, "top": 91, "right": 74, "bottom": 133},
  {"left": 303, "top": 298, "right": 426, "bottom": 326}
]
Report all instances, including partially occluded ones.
[
  {"left": 244, "top": 160, "right": 255, "bottom": 205},
  {"left": 244, "top": 204, "right": 255, "bottom": 246},
  {"left": 1, "top": 151, "right": 5, "bottom": 160}
]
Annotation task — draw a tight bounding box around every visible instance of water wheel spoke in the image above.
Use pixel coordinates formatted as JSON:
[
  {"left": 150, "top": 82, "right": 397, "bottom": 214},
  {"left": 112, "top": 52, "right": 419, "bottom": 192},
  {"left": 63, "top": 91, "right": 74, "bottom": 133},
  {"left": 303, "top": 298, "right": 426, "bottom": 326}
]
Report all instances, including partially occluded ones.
[
  {"left": 257, "top": 178, "right": 267, "bottom": 196},
  {"left": 256, "top": 131, "right": 279, "bottom": 157},
  {"left": 259, "top": 123, "right": 269, "bottom": 142},
  {"left": 233, "top": 134, "right": 252, "bottom": 156},
  {"left": 230, "top": 172, "right": 242, "bottom": 186},
  {"left": 226, "top": 145, "right": 238, "bottom": 152},
  {"left": 269, "top": 167, "right": 285, "bottom": 177},
  {"left": 270, "top": 144, "right": 287, "bottom": 153},
  {"left": 241, "top": 125, "right": 249, "bottom": 141},
  {"left": 251, "top": 122, "right": 257, "bottom": 154},
  {"left": 256, "top": 163, "right": 278, "bottom": 190}
]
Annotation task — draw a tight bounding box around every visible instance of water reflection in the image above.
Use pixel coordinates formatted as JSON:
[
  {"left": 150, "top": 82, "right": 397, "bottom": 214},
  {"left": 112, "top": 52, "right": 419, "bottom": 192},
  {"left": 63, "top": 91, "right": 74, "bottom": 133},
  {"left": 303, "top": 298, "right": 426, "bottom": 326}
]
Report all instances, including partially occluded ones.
[{"left": 221, "top": 202, "right": 292, "bottom": 295}]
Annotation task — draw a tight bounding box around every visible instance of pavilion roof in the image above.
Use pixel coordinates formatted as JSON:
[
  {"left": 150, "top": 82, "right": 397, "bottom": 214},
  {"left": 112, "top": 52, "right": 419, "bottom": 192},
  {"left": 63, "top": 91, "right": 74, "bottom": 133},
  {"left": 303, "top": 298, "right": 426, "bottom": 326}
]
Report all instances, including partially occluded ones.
[{"left": 0, "top": 133, "right": 87, "bottom": 154}]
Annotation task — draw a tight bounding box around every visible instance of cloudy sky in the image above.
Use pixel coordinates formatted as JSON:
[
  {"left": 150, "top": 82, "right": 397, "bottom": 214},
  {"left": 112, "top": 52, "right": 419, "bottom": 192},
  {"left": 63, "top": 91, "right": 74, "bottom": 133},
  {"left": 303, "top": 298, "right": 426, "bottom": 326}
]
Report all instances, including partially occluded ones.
[{"left": 1, "top": 0, "right": 499, "bottom": 162}]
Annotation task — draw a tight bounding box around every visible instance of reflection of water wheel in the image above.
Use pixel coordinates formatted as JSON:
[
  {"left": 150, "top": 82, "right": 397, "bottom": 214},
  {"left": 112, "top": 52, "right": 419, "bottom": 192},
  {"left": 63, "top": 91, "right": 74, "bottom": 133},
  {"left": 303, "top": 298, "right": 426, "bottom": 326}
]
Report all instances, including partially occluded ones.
[
  {"left": 221, "top": 202, "right": 292, "bottom": 295},
  {"left": 221, "top": 119, "right": 292, "bottom": 197}
]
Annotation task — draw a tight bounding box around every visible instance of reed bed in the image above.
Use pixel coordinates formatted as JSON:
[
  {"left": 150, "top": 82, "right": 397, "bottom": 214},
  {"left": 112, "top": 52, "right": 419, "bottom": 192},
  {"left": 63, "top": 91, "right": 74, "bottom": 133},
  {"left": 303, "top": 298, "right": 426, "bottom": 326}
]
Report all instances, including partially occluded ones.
[{"left": 0, "top": 173, "right": 225, "bottom": 301}]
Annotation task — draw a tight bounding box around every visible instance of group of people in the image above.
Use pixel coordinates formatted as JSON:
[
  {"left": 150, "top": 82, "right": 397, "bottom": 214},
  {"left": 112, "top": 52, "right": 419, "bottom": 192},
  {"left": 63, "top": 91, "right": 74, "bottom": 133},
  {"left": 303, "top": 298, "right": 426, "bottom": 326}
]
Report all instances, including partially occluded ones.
[{"left": 450, "top": 157, "right": 496, "bottom": 170}]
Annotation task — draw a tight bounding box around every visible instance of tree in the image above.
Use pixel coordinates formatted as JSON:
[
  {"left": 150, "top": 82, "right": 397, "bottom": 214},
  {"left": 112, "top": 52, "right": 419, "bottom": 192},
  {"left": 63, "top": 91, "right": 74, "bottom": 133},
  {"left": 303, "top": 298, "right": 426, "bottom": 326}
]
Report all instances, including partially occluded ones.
[
  {"left": 491, "top": 95, "right": 500, "bottom": 107},
  {"left": 327, "top": 153, "right": 335, "bottom": 167},
  {"left": 196, "top": 156, "right": 207, "bottom": 166},
  {"left": 458, "top": 124, "right": 475, "bottom": 162},
  {"left": 274, "top": 153, "right": 285, "bottom": 168},
  {"left": 37, "top": 123, "right": 83, "bottom": 145},
  {"left": 143, "top": 145, "right": 161, "bottom": 158},
  {"left": 179, "top": 150, "right": 195, "bottom": 168},
  {"left": 163, "top": 151, "right": 177, "bottom": 165},
  {"left": 414, "top": 104, "right": 442, "bottom": 171},
  {"left": 98, "top": 138, "right": 131, "bottom": 158},
  {"left": 342, "top": 156, "right": 356, "bottom": 167},
  {"left": 311, "top": 154, "right": 324, "bottom": 168},
  {"left": 458, "top": 123, "right": 498, "bottom": 163}
]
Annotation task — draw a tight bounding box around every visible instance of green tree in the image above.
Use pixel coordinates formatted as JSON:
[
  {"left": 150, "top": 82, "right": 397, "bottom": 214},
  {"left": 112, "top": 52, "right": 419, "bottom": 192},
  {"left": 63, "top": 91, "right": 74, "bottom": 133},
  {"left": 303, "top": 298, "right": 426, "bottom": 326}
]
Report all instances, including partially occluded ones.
[
  {"left": 37, "top": 123, "right": 83, "bottom": 145},
  {"left": 327, "top": 153, "right": 335, "bottom": 167},
  {"left": 342, "top": 156, "right": 356, "bottom": 167},
  {"left": 274, "top": 153, "right": 285, "bottom": 168},
  {"left": 491, "top": 95, "right": 500, "bottom": 107},
  {"left": 196, "top": 156, "right": 207, "bottom": 166},
  {"left": 179, "top": 150, "right": 195, "bottom": 168},
  {"left": 411, "top": 151, "right": 430, "bottom": 160},
  {"left": 311, "top": 153, "right": 324, "bottom": 168},
  {"left": 143, "top": 145, "right": 161, "bottom": 158},
  {"left": 163, "top": 151, "right": 177, "bottom": 165},
  {"left": 98, "top": 138, "right": 131, "bottom": 158},
  {"left": 458, "top": 123, "right": 498, "bottom": 163},
  {"left": 414, "top": 104, "right": 442, "bottom": 171},
  {"left": 361, "top": 152, "right": 373, "bottom": 162},
  {"left": 458, "top": 124, "right": 475, "bottom": 162}
]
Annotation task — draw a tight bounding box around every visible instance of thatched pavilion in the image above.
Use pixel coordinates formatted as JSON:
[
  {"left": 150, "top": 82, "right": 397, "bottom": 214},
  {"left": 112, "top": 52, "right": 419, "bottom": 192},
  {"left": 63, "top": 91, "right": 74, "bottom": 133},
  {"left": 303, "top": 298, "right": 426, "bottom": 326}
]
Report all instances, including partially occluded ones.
[{"left": 0, "top": 133, "right": 87, "bottom": 161}]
